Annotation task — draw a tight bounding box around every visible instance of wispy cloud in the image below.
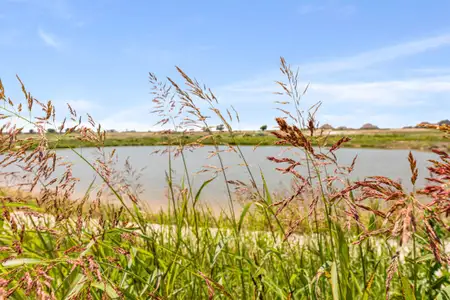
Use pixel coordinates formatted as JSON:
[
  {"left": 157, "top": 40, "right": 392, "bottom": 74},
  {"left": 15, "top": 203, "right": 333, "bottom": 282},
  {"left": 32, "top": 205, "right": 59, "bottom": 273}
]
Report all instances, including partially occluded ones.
[
  {"left": 38, "top": 28, "right": 62, "bottom": 49},
  {"left": 98, "top": 105, "right": 155, "bottom": 131},
  {"left": 302, "top": 34, "right": 450, "bottom": 75},
  {"left": 221, "top": 33, "right": 450, "bottom": 94},
  {"left": 94, "top": 73, "right": 450, "bottom": 130},
  {"left": 220, "top": 76, "right": 450, "bottom": 106},
  {"left": 211, "top": 33, "right": 450, "bottom": 128},
  {"left": 308, "top": 77, "right": 450, "bottom": 105}
]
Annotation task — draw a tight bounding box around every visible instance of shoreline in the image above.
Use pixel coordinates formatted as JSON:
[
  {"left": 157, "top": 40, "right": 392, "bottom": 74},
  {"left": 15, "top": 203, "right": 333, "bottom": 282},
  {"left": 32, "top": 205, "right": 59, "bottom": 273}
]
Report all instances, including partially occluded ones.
[{"left": 19, "top": 128, "right": 450, "bottom": 152}]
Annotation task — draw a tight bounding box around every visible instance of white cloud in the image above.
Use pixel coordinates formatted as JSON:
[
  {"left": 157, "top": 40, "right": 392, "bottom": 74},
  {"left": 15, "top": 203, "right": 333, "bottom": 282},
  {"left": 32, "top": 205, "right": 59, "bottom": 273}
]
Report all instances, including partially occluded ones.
[
  {"left": 94, "top": 74, "right": 450, "bottom": 131},
  {"left": 222, "top": 33, "right": 450, "bottom": 94},
  {"left": 216, "top": 33, "right": 450, "bottom": 109},
  {"left": 208, "top": 32, "right": 450, "bottom": 129},
  {"left": 97, "top": 105, "right": 155, "bottom": 131},
  {"left": 309, "top": 77, "right": 450, "bottom": 105},
  {"left": 66, "top": 32, "right": 450, "bottom": 131},
  {"left": 301, "top": 34, "right": 450, "bottom": 75},
  {"left": 219, "top": 75, "right": 450, "bottom": 107},
  {"left": 38, "top": 28, "right": 62, "bottom": 49}
]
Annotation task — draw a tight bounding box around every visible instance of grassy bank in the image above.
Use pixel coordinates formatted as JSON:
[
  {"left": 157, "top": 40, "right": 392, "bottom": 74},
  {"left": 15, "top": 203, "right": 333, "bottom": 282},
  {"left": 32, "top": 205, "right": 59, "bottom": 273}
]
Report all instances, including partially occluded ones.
[
  {"left": 29, "top": 128, "right": 450, "bottom": 151},
  {"left": 2, "top": 194, "right": 447, "bottom": 299}
]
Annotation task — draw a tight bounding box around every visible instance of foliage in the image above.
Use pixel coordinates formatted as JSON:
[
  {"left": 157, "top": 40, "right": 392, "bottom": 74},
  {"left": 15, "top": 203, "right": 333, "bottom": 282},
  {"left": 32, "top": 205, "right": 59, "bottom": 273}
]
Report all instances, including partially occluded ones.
[
  {"left": 0, "top": 59, "right": 449, "bottom": 299},
  {"left": 360, "top": 123, "right": 379, "bottom": 130},
  {"left": 8, "top": 129, "right": 449, "bottom": 151}
]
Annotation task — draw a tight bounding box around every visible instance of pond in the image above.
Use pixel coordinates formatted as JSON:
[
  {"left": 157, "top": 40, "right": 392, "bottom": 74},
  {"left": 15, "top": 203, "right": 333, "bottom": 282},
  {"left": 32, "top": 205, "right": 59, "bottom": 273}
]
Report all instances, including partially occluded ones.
[{"left": 3, "top": 146, "right": 435, "bottom": 211}]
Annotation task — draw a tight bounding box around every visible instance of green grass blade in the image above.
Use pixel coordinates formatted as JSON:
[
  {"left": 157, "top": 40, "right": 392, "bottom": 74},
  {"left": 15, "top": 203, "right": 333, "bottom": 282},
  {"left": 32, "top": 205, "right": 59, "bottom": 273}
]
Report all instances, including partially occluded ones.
[
  {"left": 2, "top": 258, "right": 46, "bottom": 268},
  {"left": 91, "top": 281, "right": 120, "bottom": 299},
  {"left": 65, "top": 274, "right": 87, "bottom": 299},
  {"left": 260, "top": 169, "right": 272, "bottom": 205},
  {"left": 238, "top": 202, "right": 252, "bottom": 233},
  {"left": 194, "top": 176, "right": 216, "bottom": 206},
  {"left": 400, "top": 275, "right": 416, "bottom": 300},
  {"left": 331, "top": 261, "right": 339, "bottom": 300}
]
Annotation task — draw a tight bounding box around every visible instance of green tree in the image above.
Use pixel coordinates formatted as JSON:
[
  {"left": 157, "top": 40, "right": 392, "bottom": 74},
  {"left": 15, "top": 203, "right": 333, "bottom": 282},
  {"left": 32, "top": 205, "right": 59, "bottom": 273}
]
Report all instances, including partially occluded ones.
[
  {"left": 216, "top": 124, "right": 225, "bottom": 131},
  {"left": 260, "top": 124, "right": 267, "bottom": 131}
]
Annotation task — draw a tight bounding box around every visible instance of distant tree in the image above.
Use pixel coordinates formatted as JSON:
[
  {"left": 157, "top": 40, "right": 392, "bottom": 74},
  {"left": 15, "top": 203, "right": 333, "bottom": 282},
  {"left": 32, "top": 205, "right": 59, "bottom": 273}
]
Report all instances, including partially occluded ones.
[
  {"left": 360, "top": 123, "right": 379, "bottom": 130},
  {"left": 47, "top": 128, "right": 56, "bottom": 134},
  {"left": 336, "top": 126, "right": 348, "bottom": 130},
  {"left": 216, "top": 124, "right": 225, "bottom": 132},
  {"left": 438, "top": 119, "right": 450, "bottom": 126},
  {"left": 260, "top": 124, "right": 267, "bottom": 131},
  {"left": 28, "top": 129, "right": 35, "bottom": 134},
  {"left": 202, "top": 126, "right": 209, "bottom": 132},
  {"left": 320, "top": 124, "right": 334, "bottom": 130}
]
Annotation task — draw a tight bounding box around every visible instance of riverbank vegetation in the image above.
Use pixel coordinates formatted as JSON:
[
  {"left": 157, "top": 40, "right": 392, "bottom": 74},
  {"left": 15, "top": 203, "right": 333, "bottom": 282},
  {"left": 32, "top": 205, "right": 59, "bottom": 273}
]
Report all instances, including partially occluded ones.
[
  {"left": 0, "top": 59, "right": 450, "bottom": 299},
  {"left": 20, "top": 128, "right": 450, "bottom": 151}
]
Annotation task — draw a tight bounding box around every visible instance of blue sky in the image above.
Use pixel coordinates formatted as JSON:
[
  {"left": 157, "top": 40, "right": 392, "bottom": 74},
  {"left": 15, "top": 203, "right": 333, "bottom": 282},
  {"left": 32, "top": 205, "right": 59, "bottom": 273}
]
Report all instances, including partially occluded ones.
[{"left": 2, "top": 0, "right": 450, "bottom": 130}]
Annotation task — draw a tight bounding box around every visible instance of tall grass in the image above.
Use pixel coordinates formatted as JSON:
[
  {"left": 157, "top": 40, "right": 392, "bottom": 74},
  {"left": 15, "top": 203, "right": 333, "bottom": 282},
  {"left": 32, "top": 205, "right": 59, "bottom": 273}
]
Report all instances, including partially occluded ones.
[{"left": 0, "top": 59, "right": 449, "bottom": 299}]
